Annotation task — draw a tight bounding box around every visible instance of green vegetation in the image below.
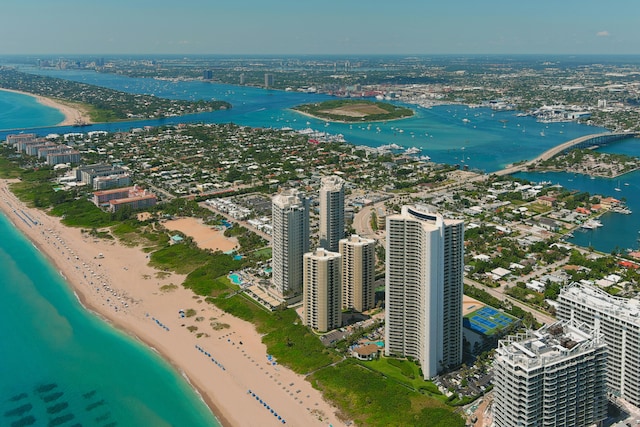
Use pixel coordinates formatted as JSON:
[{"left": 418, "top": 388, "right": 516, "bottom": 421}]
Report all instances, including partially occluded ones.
[
  {"left": 309, "top": 359, "right": 465, "bottom": 427},
  {"left": 149, "top": 244, "right": 215, "bottom": 274},
  {"left": 293, "top": 99, "right": 413, "bottom": 122}
]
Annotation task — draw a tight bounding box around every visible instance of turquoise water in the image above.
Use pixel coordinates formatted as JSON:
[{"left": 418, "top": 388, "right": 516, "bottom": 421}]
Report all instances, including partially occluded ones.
[
  {"left": 0, "top": 89, "right": 64, "bottom": 130},
  {"left": 0, "top": 213, "right": 220, "bottom": 426},
  {"left": 229, "top": 273, "right": 242, "bottom": 285}
]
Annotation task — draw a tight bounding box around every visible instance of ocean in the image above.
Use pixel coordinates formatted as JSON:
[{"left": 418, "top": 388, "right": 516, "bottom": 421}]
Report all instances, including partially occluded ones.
[{"left": 0, "top": 212, "right": 221, "bottom": 426}]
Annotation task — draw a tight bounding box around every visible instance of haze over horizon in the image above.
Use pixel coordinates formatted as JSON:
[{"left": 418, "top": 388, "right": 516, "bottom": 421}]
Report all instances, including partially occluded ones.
[{"left": 2, "top": 0, "right": 639, "bottom": 56}]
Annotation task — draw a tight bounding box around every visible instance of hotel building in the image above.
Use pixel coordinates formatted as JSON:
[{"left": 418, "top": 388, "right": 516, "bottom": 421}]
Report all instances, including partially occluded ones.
[
  {"left": 303, "top": 248, "right": 342, "bottom": 332},
  {"left": 557, "top": 282, "right": 640, "bottom": 406},
  {"left": 76, "top": 164, "right": 130, "bottom": 188},
  {"left": 385, "top": 205, "right": 464, "bottom": 379},
  {"left": 319, "top": 175, "right": 345, "bottom": 253},
  {"left": 271, "top": 189, "right": 310, "bottom": 303},
  {"left": 339, "top": 234, "right": 376, "bottom": 312},
  {"left": 493, "top": 321, "right": 607, "bottom": 427}
]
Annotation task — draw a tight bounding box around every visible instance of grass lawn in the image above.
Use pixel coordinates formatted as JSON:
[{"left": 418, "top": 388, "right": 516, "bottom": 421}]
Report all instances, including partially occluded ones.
[{"left": 310, "top": 359, "right": 464, "bottom": 427}]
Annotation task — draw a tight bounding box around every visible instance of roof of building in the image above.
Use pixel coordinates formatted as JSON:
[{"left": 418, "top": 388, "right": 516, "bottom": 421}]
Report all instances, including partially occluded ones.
[{"left": 353, "top": 343, "right": 379, "bottom": 356}]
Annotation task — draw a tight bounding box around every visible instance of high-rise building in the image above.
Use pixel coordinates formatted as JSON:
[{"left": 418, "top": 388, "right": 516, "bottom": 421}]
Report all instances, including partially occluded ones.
[
  {"left": 319, "top": 175, "right": 345, "bottom": 252},
  {"left": 303, "top": 248, "right": 341, "bottom": 332},
  {"left": 557, "top": 282, "right": 640, "bottom": 406},
  {"left": 239, "top": 73, "right": 245, "bottom": 85},
  {"left": 385, "top": 205, "right": 464, "bottom": 379},
  {"left": 271, "top": 189, "right": 310, "bottom": 303},
  {"left": 339, "top": 235, "right": 375, "bottom": 312},
  {"left": 264, "top": 73, "right": 274, "bottom": 88},
  {"left": 203, "top": 69, "right": 213, "bottom": 80},
  {"left": 493, "top": 321, "right": 608, "bottom": 427}
]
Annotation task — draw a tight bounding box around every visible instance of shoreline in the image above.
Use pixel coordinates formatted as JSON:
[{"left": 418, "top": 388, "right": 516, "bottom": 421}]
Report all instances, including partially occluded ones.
[
  {"left": 0, "top": 179, "right": 346, "bottom": 427},
  {"left": 0, "top": 88, "right": 93, "bottom": 126}
]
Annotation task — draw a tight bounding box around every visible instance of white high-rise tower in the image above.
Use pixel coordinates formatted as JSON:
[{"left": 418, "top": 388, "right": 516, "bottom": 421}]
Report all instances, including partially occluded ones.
[
  {"left": 319, "top": 175, "right": 345, "bottom": 253},
  {"left": 385, "top": 205, "right": 464, "bottom": 378},
  {"left": 493, "top": 321, "right": 608, "bottom": 427},
  {"left": 271, "top": 189, "right": 309, "bottom": 302},
  {"left": 558, "top": 282, "right": 640, "bottom": 407}
]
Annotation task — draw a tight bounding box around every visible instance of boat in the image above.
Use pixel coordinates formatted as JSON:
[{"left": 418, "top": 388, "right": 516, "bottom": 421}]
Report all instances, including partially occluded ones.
[{"left": 580, "top": 220, "right": 603, "bottom": 230}]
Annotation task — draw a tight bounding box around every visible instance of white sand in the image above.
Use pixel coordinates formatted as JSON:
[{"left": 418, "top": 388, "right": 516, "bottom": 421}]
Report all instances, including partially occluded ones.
[
  {"left": 164, "top": 217, "right": 239, "bottom": 252},
  {"left": 0, "top": 179, "right": 346, "bottom": 427}
]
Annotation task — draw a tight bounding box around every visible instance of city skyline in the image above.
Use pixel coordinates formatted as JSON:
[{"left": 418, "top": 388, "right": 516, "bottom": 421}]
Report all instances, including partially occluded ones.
[{"left": 2, "top": 1, "right": 639, "bottom": 55}]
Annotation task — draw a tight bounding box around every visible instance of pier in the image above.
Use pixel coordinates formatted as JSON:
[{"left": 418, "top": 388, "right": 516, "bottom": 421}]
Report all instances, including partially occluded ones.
[{"left": 494, "top": 132, "right": 638, "bottom": 176}]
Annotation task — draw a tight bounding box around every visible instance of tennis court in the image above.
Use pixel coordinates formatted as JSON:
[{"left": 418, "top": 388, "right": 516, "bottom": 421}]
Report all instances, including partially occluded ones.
[{"left": 464, "top": 305, "right": 518, "bottom": 335}]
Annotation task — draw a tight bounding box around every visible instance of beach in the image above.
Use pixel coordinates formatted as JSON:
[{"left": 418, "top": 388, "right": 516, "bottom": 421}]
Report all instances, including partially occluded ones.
[
  {"left": 0, "top": 178, "right": 346, "bottom": 427},
  {"left": 0, "top": 88, "right": 92, "bottom": 126}
]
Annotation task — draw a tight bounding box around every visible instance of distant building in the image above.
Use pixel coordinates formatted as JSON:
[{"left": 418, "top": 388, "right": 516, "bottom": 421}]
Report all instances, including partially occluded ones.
[
  {"left": 239, "top": 73, "right": 245, "bottom": 85},
  {"left": 271, "top": 189, "right": 310, "bottom": 303},
  {"left": 339, "top": 234, "right": 376, "bottom": 312},
  {"left": 493, "top": 321, "right": 607, "bottom": 427},
  {"left": 319, "top": 175, "right": 345, "bottom": 252},
  {"left": 264, "top": 73, "right": 274, "bottom": 88},
  {"left": 203, "top": 69, "right": 213, "bottom": 80},
  {"left": 76, "top": 164, "right": 129, "bottom": 187},
  {"left": 385, "top": 205, "right": 464, "bottom": 379},
  {"left": 109, "top": 193, "right": 157, "bottom": 213},
  {"left": 92, "top": 186, "right": 157, "bottom": 213},
  {"left": 46, "top": 149, "right": 80, "bottom": 166},
  {"left": 93, "top": 174, "right": 132, "bottom": 190},
  {"left": 558, "top": 282, "right": 640, "bottom": 407},
  {"left": 93, "top": 187, "right": 132, "bottom": 207},
  {"left": 6, "top": 133, "right": 38, "bottom": 149},
  {"left": 26, "top": 142, "right": 56, "bottom": 156},
  {"left": 303, "top": 248, "right": 341, "bottom": 332}
]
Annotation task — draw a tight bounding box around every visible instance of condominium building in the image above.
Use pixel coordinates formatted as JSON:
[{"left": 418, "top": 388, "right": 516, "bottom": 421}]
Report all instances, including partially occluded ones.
[
  {"left": 271, "top": 189, "right": 310, "bottom": 303},
  {"left": 6, "top": 133, "right": 38, "bottom": 149},
  {"left": 385, "top": 205, "right": 464, "bottom": 379},
  {"left": 92, "top": 186, "right": 157, "bottom": 213},
  {"left": 76, "top": 164, "right": 129, "bottom": 187},
  {"left": 339, "top": 234, "right": 375, "bottom": 312},
  {"left": 303, "top": 248, "right": 341, "bottom": 332},
  {"left": 493, "top": 321, "right": 608, "bottom": 427},
  {"left": 319, "top": 175, "right": 345, "bottom": 253},
  {"left": 264, "top": 73, "right": 274, "bottom": 88},
  {"left": 557, "top": 282, "right": 640, "bottom": 406}
]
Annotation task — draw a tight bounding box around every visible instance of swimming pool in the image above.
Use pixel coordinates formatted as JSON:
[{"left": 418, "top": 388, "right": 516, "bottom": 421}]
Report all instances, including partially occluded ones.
[{"left": 229, "top": 273, "right": 242, "bottom": 285}]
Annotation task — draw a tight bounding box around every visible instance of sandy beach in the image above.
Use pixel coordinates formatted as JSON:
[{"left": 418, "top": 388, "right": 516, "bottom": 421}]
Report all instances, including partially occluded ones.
[
  {"left": 0, "top": 88, "right": 92, "bottom": 126},
  {"left": 0, "top": 178, "right": 346, "bottom": 427}
]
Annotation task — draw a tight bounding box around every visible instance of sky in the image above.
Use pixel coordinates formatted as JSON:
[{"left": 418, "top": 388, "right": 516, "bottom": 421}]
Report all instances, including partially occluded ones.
[{"left": 1, "top": 0, "right": 639, "bottom": 55}]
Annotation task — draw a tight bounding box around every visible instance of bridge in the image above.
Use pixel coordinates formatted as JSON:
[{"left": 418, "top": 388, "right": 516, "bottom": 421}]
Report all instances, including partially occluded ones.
[{"left": 494, "top": 132, "right": 638, "bottom": 176}]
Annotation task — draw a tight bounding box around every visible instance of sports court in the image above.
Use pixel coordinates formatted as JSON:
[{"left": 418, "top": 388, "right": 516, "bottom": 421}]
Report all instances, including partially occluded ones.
[{"left": 464, "top": 305, "right": 518, "bottom": 336}]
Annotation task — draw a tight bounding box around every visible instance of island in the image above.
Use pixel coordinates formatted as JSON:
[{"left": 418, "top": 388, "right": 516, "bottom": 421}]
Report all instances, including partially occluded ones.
[{"left": 292, "top": 99, "right": 414, "bottom": 123}]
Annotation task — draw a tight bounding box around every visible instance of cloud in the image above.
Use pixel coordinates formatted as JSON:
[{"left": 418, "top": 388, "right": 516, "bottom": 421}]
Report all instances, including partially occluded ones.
[{"left": 596, "top": 31, "right": 610, "bottom": 37}]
